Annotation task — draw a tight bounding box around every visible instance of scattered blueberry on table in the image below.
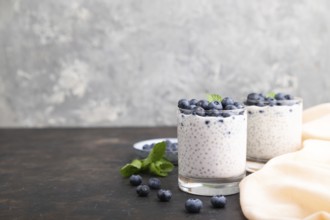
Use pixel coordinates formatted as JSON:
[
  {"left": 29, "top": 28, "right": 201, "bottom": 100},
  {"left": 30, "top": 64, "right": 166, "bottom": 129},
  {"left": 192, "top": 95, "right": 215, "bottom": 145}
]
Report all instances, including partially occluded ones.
[
  {"left": 157, "top": 189, "right": 172, "bottom": 202},
  {"left": 211, "top": 195, "right": 227, "bottom": 208},
  {"left": 185, "top": 198, "right": 203, "bottom": 213},
  {"left": 136, "top": 184, "right": 150, "bottom": 197},
  {"left": 129, "top": 175, "right": 142, "bottom": 186},
  {"left": 148, "top": 177, "right": 161, "bottom": 190},
  {"left": 127, "top": 174, "right": 229, "bottom": 214}
]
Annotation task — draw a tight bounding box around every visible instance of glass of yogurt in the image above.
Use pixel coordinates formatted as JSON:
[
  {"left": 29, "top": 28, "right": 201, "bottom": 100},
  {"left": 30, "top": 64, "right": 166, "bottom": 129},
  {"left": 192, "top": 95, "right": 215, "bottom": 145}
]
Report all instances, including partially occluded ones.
[
  {"left": 245, "top": 93, "right": 303, "bottom": 172},
  {"left": 177, "top": 97, "right": 247, "bottom": 196}
]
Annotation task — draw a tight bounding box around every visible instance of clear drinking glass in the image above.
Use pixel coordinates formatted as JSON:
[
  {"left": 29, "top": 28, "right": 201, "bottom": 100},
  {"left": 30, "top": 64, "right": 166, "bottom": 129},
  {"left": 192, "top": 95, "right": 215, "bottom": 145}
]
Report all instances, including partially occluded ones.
[
  {"left": 246, "top": 98, "right": 303, "bottom": 172},
  {"left": 177, "top": 108, "right": 247, "bottom": 196}
]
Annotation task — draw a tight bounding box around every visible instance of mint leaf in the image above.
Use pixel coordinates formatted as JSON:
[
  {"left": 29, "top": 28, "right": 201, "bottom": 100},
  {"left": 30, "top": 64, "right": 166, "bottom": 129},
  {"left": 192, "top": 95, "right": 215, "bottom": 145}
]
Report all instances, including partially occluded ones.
[
  {"left": 141, "top": 158, "right": 151, "bottom": 171},
  {"left": 207, "top": 94, "right": 222, "bottom": 102},
  {"left": 156, "top": 159, "right": 174, "bottom": 173},
  {"left": 130, "top": 159, "right": 142, "bottom": 169},
  {"left": 149, "top": 162, "right": 168, "bottom": 177},
  {"left": 266, "top": 91, "right": 276, "bottom": 98},
  {"left": 120, "top": 162, "right": 141, "bottom": 177},
  {"left": 149, "top": 159, "right": 174, "bottom": 177},
  {"left": 144, "top": 141, "right": 166, "bottom": 165}
]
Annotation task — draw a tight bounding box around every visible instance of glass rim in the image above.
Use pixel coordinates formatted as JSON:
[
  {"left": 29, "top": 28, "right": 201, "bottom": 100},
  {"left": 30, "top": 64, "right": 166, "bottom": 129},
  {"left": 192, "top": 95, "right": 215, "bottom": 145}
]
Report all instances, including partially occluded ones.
[{"left": 244, "top": 97, "right": 302, "bottom": 106}]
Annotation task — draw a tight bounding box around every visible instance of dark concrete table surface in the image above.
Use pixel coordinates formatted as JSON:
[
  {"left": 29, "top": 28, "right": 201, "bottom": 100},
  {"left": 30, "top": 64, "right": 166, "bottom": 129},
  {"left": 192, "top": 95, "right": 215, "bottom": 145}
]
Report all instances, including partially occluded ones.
[{"left": 0, "top": 127, "right": 247, "bottom": 220}]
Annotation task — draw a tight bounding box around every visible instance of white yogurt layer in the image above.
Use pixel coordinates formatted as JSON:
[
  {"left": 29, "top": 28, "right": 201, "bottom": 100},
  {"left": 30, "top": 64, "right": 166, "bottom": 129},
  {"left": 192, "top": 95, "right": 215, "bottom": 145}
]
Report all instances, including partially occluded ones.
[
  {"left": 247, "top": 101, "right": 302, "bottom": 161},
  {"left": 177, "top": 111, "right": 247, "bottom": 179}
]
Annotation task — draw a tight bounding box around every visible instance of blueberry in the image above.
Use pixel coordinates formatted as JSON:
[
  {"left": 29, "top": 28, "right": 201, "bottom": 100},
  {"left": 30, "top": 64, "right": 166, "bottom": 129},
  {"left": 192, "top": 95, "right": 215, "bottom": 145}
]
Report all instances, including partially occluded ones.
[
  {"left": 193, "top": 106, "right": 205, "bottom": 116},
  {"left": 258, "top": 93, "right": 266, "bottom": 100},
  {"left": 266, "top": 97, "right": 276, "bottom": 106},
  {"left": 196, "top": 100, "right": 209, "bottom": 110},
  {"left": 275, "top": 93, "right": 286, "bottom": 100},
  {"left": 189, "top": 99, "right": 199, "bottom": 105},
  {"left": 148, "top": 177, "right": 161, "bottom": 189},
  {"left": 190, "top": 104, "right": 197, "bottom": 109},
  {"left": 247, "top": 93, "right": 261, "bottom": 101},
  {"left": 221, "top": 112, "right": 231, "bottom": 118},
  {"left": 207, "top": 101, "right": 223, "bottom": 110},
  {"left": 246, "top": 93, "right": 266, "bottom": 106},
  {"left": 165, "top": 140, "right": 172, "bottom": 148},
  {"left": 224, "top": 105, "right": 237, "bottom": 110},
  {"left": 207, "top": 109, "right": 220, "bottom": 117},
  {"left": 130, "top": 175, "right": 142, "bottom": 186},
  {"left": 234, "top": 102, "right": 244, "bottom": 109},
  {"left": 245, "top": 99, "right": 257, "bottom": 105},
  {"left": 168, "top": 143, "right": 178, "bottom": 152},
  {"left": 165, "top": 140, "right": 175, "bottom": 152},
  {"left": 256, "top": 100, "right": 265, "bottom": 107},
  {"left": 164, "top": 141, "right": 177, "bottom": 152},
  {"left": 178, "top": 99, "right": 192, "bottom": 110},
  {"left": 136, "top": 184, "right": 150, "bottom": 197},
  {"left": 142, "top": 144, "right": 152, "bottom": 151},
  {"left": 211, "top": 195, "right": 226, "bottom": 208},
  {"left": 285, "top": 94, "right": 293, "bottom": 100},
  {"left": 185, "top": 198, "right": 203, "bottom": 213},
  {"left": 221, "top": 97, "right": 234, "bottom": 107},
  {"left": 157, "top": 189, "right": 172, "bottom": 202}
]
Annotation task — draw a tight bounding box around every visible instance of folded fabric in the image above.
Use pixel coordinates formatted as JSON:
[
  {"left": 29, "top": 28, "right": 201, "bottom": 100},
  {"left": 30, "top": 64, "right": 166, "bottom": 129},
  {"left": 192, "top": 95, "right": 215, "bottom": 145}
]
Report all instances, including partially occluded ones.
[
  {"left": 240, "top": 139, "right": 330, "bottom": 220},
  {"left": 302, "top": 103, "right": 330, "bottom": 141}
]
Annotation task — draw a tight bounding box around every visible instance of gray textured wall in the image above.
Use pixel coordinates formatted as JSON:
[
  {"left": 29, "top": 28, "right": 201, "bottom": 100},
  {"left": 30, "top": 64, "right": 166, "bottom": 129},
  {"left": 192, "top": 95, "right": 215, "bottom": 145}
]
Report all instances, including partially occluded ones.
[{"left": 1, "top": 0, "right": 330, "bottom": 127}]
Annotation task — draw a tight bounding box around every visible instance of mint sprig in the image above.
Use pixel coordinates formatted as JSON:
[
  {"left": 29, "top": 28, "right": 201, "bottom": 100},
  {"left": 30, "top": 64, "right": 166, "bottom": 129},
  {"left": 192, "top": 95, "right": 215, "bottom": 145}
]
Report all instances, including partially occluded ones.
[
  {"left": 119, "top": 159, "right": 142, "bottom": 177},
  {"left": 143, "top": 141, "right": 166, "bottom": 167},
  {"left": 120, "top": 141, "right": 174, "bottom": 177},
  {"left": 266, "top": 91, "right": 276, "bottom": 98},
  {"left": 207, "top": 94, "right": 222, "bottom": 102}
]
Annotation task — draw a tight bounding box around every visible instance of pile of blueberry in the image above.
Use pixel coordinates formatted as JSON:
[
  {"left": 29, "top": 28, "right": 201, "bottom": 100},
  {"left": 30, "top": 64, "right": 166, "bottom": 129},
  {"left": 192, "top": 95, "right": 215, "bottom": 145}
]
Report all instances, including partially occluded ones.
[
  {"left": 130, "top": 175, "right": 172, "bottom": 201},
  {"left": 142, "top": 140, "right": 178, "bottom": 152},
  {"left": 185, "top": 195, "right": 226, "bottom": 213},
  {"left": 129, "top": 174, "right": 227, "bottom": 214},
  {"left": 245, "top": 92, "right": 296, "bottom": 107},
  {"left": 178, "top": 98, "right": 244, "bottom": 117}
]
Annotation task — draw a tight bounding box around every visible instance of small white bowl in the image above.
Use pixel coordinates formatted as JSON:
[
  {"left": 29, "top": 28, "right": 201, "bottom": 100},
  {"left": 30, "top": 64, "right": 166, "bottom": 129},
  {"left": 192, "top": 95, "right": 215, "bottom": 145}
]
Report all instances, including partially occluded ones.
[{"left": 133, "top": 138, "right": 178, "bottom": 164}]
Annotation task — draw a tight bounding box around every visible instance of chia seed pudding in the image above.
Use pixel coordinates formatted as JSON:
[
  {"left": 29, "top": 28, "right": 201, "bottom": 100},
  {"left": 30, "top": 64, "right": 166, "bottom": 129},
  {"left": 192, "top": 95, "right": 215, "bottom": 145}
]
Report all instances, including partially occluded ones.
[
  {"left": 177, "top": 97, "right": 247, "bottom": 196},
  {"left": 245, "top": 93, "right": 303, "bottom": 172}
]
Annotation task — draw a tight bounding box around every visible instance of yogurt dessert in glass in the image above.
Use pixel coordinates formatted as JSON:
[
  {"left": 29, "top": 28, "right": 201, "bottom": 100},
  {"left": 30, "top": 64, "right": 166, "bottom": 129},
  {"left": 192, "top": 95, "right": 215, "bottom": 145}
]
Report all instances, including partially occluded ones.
[
  {"left": 177, "top": 97, "right": 247, "bottom": 196},
  {"left": 245, "top": 92, "right": 303, "bottom": 172}
]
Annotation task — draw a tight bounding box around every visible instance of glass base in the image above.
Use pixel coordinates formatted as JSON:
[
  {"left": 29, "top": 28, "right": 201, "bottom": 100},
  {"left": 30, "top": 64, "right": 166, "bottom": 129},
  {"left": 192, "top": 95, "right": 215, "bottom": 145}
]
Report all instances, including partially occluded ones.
[
  {"left": 178, "top": 173, "right": 245, "bottom": 196},
  {"left": 246, "top": 158, "right": 268, "bottom": 173}
]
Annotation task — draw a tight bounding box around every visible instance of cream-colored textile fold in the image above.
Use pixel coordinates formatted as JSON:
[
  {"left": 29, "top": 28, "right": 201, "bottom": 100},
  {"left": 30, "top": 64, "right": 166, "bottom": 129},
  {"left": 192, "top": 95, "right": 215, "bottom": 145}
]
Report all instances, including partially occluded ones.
[
  {"left": 240, "top": 103, "right": 330, "bottom": 220},
  {"left": 302, "top": 103, "right": 330, "bottom": 141}
]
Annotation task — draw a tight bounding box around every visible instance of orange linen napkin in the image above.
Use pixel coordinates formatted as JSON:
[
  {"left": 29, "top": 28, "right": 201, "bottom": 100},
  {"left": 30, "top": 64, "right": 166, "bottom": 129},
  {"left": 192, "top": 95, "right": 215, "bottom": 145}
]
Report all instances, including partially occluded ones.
[{"left": 240, "top": 104, "right": 330, "bottom": 220}]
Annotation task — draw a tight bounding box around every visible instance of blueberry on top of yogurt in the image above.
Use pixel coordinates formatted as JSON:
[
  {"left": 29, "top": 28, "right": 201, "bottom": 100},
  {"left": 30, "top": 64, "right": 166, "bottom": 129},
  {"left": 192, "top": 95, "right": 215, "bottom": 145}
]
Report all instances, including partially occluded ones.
[
  {"left": 245, "top": 92, "right": 297, "bottom": 106},
  {"left": 178, "top": 97, "right": 244, "bottom": 117}
]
